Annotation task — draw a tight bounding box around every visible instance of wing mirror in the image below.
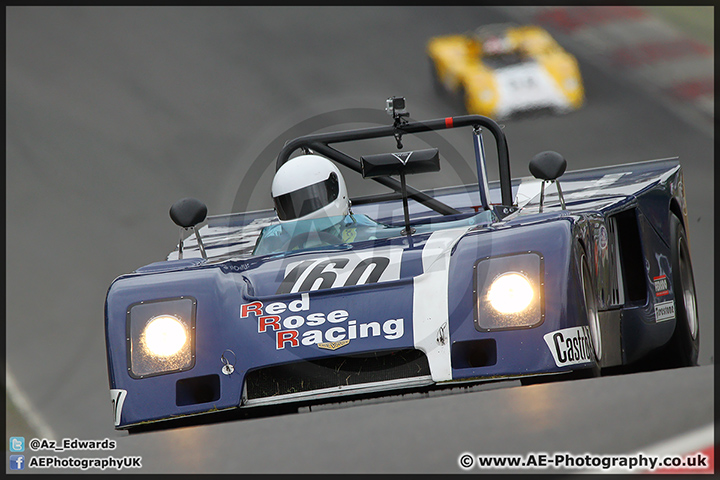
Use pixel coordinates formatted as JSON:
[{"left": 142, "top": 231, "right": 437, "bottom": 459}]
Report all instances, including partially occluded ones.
[
  {"left": 529, "top": 151, "right": 566, "bottom": 212},
  {"left": 170, "top": 198, "right": 208, "bottom": 259}
]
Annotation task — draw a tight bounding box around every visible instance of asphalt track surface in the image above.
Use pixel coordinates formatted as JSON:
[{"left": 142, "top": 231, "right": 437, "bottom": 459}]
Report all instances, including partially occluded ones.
[{"left": 6, "top": 6, "right": 714, "bottom": 474}]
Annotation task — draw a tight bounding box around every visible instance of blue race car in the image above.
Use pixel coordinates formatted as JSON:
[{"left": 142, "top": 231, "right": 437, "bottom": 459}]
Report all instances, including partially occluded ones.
[{"left": 105, "top": 97, "right": 698, "bottom": 431}]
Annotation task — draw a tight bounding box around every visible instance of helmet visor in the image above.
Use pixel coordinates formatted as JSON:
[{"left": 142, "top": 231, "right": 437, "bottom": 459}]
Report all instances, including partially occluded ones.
[{"left": 274, "top": 172, "right": 339, "bottom": 221}]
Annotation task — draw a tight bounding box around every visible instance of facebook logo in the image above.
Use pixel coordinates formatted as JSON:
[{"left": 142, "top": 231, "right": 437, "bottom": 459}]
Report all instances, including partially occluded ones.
[
  {"left": 9, "top": 455, "right": 25, "bottom": 470},
  {"left": 9, "top": 437, "right": 25, "bottom": 452}
]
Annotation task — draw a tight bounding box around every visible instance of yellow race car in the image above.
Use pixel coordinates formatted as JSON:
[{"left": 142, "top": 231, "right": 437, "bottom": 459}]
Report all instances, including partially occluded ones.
[{"left": 428, "top": 24, "right": 584, "bottom": 119}]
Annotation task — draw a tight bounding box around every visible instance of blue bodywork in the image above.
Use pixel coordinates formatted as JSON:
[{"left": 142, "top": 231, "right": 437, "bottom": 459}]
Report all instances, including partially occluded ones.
[{"left": 105, "top": 113, "right": 691, "bottom": 430}]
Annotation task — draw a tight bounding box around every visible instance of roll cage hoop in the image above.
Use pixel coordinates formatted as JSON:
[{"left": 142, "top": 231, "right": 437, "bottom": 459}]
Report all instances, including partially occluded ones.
[{"left": 276, "top": 113, "right": 514, "bottom": 217}]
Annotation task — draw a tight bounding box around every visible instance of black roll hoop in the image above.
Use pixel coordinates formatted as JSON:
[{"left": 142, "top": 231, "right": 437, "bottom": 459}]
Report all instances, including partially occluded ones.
[{"left": 276, "top": 114, "right": 513, "bottom": 215}]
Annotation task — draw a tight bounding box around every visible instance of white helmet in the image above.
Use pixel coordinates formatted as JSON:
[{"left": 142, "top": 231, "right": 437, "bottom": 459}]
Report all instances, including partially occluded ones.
[{"left": 271, "top": 154, "right": 349, "bottom": 222}]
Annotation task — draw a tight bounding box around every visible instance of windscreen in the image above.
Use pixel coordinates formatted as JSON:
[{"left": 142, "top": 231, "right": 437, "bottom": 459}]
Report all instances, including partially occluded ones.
[{"left": 253, "top": 210, "right": 496, "bottom": 256}]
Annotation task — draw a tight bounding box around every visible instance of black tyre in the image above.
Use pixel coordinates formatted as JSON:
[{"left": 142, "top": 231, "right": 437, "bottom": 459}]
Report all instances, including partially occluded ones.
[{"left": 664, "top": 214, "right": 699, "bottom": 366}]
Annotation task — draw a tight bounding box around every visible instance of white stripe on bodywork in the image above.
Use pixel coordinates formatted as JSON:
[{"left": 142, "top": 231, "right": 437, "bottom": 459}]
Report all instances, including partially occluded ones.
[{"left": 413, "top": 227, "right": 473, "bottom": 382}]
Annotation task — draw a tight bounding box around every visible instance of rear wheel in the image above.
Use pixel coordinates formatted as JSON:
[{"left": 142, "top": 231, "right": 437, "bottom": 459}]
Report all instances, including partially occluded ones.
[{"left": 663, "top": 214, "right": 699, "bottom": 366}]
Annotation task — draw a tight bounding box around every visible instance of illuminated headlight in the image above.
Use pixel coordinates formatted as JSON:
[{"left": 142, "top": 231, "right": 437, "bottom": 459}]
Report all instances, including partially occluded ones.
[
  {"left": 127, "top": 297, "right": 196, "bottom": 378},
  {"left": 474, "top": 253, "right": 543, "bottom": 330},
  {"left": 143, "top": 315, "right": 188, "bottom": 357},
  {"left": 488, "top": 273, "right": 534, "bottom": 314}
]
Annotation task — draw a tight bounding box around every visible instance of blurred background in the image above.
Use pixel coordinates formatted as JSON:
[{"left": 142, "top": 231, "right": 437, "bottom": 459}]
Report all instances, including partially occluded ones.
[{"left": 6, "top": 6, "right": 713, "bottom": 474}]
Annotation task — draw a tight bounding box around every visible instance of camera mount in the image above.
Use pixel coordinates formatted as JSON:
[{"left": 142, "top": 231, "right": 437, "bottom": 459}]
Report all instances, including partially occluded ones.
[{"left": 386, "top": 96, "right": 409, "bottom": 148}]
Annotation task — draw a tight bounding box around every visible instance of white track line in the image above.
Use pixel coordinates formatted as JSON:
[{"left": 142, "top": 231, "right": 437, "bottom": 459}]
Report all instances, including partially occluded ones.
[
  {"left": 588, "top": 422, "right": 714, "bottom": 474},
  {"left": 636, "top": 422, "right": 714, "bottom": 458},
  {"left": 6, "top": 367, "right": 57, "bottom": 440}
]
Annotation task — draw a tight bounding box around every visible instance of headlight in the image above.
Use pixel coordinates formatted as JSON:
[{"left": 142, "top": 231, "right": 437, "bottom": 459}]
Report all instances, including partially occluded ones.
[
  {"left": 487, "top": 272, "right": 534, "bottom": 314},
  {"left": 474, "top": 253, "right": 543, "bottom": 331},
  {"left": 127, "top": 297, "right": 196, "bottom": 378},
  {"left": 143, "top": 315, "right": 188, "bottom": 357}
]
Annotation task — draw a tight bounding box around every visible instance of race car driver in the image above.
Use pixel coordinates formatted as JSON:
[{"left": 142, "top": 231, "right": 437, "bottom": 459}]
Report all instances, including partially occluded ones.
[{"left": 253, "top": 154, "right": 384, "bottom": 254}]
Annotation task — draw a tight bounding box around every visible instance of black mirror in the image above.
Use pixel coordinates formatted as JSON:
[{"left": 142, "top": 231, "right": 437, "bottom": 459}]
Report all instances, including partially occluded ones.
[
  {"left": 529, "top": 151, "right": 566, "bottom": 181},
  {"left": 360, "top": 148, "right": 440, "bottom": 178},
  {"left": 170, "top": 198, "right": 207, "bottom": 228}
]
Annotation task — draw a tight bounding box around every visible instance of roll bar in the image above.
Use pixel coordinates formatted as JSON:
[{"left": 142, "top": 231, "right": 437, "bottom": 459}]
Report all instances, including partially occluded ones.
[{"left": 276, "top": 114, "right": 513, "bottom": 215}]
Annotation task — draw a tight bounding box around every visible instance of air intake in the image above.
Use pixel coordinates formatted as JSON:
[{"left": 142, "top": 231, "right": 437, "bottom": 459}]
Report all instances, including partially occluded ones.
[{"left": 245, "top": 349, "right": 430, "bottom": 400}]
